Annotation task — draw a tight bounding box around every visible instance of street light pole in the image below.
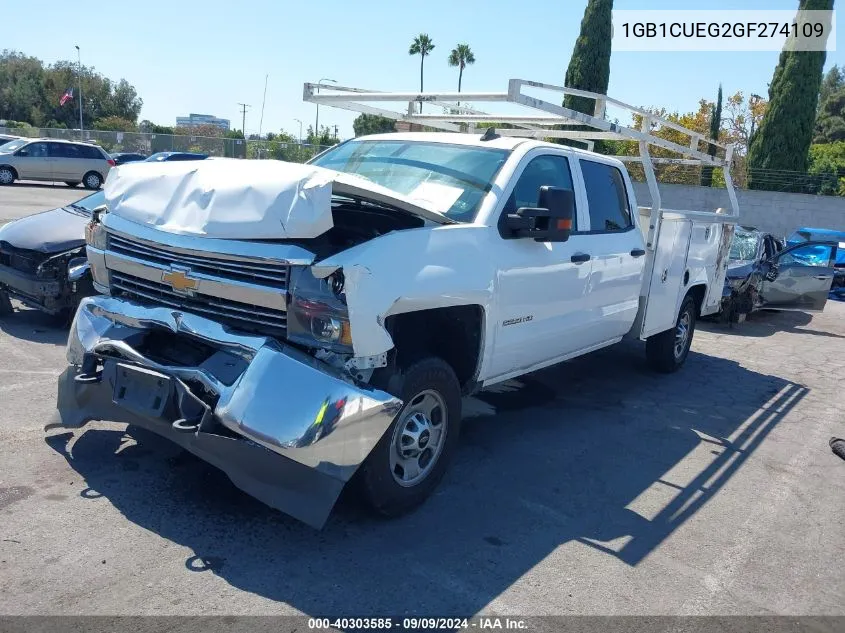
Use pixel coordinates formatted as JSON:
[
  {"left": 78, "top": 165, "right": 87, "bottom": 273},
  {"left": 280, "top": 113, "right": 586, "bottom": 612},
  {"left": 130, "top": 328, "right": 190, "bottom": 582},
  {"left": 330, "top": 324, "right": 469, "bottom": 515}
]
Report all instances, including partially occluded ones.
[
  {"left": 294, "top": 118, "right": 303, "bottom": 145},
  {"left": 75, "top": 45, "right": 83, "bottom": 139},
  {"left": 314, "top": 78, "right": 336, "bottom": 147}
]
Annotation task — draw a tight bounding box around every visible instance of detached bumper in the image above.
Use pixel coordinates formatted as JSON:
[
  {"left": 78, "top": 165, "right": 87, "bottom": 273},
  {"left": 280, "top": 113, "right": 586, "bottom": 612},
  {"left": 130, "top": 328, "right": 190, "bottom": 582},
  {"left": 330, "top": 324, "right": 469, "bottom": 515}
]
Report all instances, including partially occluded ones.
[
  {"left": 55, "top": 295, "right": 402, "bottom": 528},
  {"left": 0, "top": 264, "right": 63, "bottom": 313}
]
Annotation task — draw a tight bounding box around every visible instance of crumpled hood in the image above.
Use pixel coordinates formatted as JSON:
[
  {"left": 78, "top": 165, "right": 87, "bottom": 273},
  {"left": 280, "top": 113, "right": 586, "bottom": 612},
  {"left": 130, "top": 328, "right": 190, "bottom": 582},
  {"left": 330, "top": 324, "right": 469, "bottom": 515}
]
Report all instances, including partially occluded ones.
[
  {"left": 103, "top": 158, "right": 451, "bottom": 240},
  {"left": 0, "top": 207, "right": 89, "bottom": 253}
]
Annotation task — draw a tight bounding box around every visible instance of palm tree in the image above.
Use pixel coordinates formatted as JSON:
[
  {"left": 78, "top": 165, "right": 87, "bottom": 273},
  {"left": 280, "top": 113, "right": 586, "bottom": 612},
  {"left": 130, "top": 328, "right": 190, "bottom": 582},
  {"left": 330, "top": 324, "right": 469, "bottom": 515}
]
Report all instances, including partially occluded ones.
[
  {"left": 409, "top": 33, "right": 435, "bottom": 112},
  {"left": 448, "top": 44, "right": 476, "bottom": 93}
]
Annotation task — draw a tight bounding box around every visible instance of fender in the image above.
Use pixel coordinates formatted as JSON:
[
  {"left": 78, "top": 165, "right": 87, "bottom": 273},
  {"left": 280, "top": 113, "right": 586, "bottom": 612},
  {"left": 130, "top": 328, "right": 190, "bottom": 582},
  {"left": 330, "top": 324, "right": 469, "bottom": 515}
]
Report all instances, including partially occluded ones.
[{"left": 313, "top": 224, "right": 498, "bottom": 359}]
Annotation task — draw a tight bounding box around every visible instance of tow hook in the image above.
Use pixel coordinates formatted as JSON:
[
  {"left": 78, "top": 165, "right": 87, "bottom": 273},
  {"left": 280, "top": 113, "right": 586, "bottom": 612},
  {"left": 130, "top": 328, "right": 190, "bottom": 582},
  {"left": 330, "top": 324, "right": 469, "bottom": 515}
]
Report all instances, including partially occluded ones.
[{"left": 75, "top": 353, "right": 102, "bottom": 384}]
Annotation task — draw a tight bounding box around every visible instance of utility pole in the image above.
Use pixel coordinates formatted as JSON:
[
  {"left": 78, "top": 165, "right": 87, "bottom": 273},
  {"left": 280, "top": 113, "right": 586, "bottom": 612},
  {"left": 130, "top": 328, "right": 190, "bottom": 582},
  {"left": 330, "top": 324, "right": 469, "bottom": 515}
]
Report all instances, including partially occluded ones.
[
  {"left": 237, "top": 102, "right": 251, "bottom": 138},
  {"left": 75, "top": 45, "right": 83, "bottom": 138},
  {"left": 333, "top": 125, "right": 338, "bottom": 141}
]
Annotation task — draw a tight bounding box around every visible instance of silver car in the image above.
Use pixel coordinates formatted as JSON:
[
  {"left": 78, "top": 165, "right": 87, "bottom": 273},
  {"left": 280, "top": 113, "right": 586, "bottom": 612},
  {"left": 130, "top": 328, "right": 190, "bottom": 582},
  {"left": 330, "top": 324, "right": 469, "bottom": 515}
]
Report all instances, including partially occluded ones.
[{"left": 0, "top": 138, "right": 114, "bottom": 189}]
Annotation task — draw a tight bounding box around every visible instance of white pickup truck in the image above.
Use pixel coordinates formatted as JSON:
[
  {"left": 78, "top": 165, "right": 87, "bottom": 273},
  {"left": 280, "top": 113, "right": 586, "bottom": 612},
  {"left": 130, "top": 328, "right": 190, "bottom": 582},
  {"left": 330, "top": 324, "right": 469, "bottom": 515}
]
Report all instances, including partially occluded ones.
[{"left": 54, "top": 81, "right": 738, "bottom": 528}]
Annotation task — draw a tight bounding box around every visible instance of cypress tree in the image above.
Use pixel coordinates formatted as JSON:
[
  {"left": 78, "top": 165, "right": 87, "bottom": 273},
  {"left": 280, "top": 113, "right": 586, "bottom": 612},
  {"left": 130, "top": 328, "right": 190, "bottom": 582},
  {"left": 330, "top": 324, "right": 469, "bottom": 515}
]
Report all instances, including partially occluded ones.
[
  {"left": 563, "top": 0, "right": 613, "bottom": 116},
  {"left": 746, "top": 0, "right": 834, "bottom": 190},
  {"left": 701, "top": 85, "right": 723, "bottom": 187}
]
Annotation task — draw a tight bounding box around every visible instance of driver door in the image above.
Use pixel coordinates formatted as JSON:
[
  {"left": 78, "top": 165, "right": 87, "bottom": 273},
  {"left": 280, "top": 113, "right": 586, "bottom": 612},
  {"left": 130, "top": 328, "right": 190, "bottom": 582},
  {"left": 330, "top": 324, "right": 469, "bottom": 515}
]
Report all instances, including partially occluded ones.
[{"left": 760, "top": 241, "right": 839, "bottom": 312}]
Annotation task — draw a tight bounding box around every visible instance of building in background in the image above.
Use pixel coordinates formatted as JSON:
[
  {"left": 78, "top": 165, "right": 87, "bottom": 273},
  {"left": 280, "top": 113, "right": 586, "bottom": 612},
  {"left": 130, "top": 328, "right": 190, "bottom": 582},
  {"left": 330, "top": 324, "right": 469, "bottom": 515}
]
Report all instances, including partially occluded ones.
[{"left": 175, "top": 113, "right": 231, "bottom": 131}]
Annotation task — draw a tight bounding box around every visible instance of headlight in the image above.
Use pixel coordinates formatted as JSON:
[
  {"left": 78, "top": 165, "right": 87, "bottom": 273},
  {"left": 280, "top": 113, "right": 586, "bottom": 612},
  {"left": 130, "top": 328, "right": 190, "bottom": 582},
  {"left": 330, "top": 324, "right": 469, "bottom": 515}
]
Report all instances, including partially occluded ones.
[{"left": 287, "top": 266, "right": 353, "bottom": 352}]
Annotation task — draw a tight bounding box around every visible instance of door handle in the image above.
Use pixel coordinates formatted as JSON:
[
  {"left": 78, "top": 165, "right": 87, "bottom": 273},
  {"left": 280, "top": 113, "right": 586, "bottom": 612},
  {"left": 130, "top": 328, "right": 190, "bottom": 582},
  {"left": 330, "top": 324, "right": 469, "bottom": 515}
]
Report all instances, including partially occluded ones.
[
  {"left": 571, "top": 253, "right": 591, "bottom": 264},
  {"left": 814, "top": 275, "right": 832, "bottom": 280},
  {"left": 630, "top": 248, "right": 646, "bottom": 258}
]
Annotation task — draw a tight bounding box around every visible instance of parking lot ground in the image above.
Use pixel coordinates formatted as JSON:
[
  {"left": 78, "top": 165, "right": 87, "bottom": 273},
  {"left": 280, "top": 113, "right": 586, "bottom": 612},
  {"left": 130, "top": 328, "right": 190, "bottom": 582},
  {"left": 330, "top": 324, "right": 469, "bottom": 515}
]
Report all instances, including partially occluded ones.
[
  {"left": 0, "top": 182, "right": 91, "bottom": 224},
  {"left": 0, "top": 299, "right": 843, "bottom": 617}
]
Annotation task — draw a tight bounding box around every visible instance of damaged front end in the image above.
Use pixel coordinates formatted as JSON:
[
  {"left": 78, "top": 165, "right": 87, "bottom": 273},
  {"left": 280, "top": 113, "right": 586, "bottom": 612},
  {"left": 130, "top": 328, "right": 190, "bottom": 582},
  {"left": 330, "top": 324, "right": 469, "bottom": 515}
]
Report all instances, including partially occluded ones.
[
  {"left": 0, "top": 242, "right": 92, "bottom": 316},
  {"left": 55, "top": 296, "right": 401, "bottom": 528}
]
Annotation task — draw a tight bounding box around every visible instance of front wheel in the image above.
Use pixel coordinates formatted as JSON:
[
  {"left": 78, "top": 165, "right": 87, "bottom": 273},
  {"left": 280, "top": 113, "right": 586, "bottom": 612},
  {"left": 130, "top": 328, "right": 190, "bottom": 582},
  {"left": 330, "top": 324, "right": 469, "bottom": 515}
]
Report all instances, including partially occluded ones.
[
  {"left": 646, "top": 294, "right": 697, "bottom": 373},
  {"left": 359, "top": 357, "right": 462, "bottom": 517}
]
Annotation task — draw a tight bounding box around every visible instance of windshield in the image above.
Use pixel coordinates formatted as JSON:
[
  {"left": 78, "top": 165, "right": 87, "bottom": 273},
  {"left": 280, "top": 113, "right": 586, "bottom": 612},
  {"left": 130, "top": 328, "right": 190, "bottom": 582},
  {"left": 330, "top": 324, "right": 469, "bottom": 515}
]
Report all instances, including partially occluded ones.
[
  {"left": 0, "top": 139, "right": 28, "bottom": 153},
  {"left": 66, "top": 190, "right": 106, "bottom": 215},
  {"left": 310, "top": 139, "right": 510, "bottom": 221},
  {"left": 729, "top": 231, "right": 759, "bottom": 261}
]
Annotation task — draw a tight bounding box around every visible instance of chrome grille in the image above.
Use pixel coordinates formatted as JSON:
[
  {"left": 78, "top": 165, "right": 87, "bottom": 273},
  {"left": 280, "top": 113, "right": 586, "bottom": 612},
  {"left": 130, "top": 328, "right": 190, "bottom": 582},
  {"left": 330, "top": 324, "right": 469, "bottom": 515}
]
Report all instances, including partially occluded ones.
[
  {"left": 108, "top": 233, "right": 288, "bottom": 289},
  {"left": 111, "top": 271, "right": 287, "bottom": 336}
]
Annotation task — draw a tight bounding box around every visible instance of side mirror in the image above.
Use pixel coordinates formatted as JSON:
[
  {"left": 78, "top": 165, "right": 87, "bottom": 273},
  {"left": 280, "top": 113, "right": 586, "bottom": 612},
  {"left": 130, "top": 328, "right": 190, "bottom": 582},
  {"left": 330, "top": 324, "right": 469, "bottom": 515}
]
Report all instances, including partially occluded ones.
[
  {"left": 503, "top": 186, "right": 574, "bottom": 242},
  {"left": 15, "top": 149, "right": 28, "bottom": 157}
]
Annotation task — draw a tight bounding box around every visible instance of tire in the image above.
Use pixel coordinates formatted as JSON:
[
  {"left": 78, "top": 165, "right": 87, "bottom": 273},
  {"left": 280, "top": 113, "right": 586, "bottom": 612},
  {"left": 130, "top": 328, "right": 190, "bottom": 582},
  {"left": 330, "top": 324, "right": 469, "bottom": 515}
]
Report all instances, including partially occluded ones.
[
  {"left": 0, "top": 166, "right": 15, "bottom": 186},
  {"left": 65, "top": 181, "right": 81, "bottom": 187},
  {"left": 358, "top": 357, "right": 462, "bottom": 517},
  {"left": 646, "top": 294, "right": 697, "bottom": 373},
  {"left": 82, "top": 171, "right": 102, "bottom": 190}
]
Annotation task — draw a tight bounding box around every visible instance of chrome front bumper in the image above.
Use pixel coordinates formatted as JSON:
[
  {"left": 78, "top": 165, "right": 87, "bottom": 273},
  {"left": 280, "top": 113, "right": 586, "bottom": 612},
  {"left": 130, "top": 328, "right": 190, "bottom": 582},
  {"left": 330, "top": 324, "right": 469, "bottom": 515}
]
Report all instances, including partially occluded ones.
[{"left": 55, "top": 295, "right": 402, "bottom": 528}]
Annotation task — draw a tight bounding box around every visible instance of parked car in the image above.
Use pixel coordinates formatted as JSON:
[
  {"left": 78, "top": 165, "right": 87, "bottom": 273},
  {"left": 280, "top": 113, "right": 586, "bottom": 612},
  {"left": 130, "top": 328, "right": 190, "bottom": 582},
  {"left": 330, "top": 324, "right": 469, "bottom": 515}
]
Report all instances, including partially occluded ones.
[
  {"left": 0, "top": 138, "right": 114, "bottom": 189},
  {"left": 0, "top": 188, "right": 103, "bottom": 321},
  {"left": 786, "top": 226, "right": 845, "bottom": 299},
  {"left": 144, "top": 151, "right": 209, "bottom": 162},
  {"left": 0, "top": 134, "right": 21, "bottom": 148},
  {"left": 719, "top": 225, "right": 839, "bottom": 322},
  {"left": 110, "top": 152, "right": 147, "bottom": 166}
]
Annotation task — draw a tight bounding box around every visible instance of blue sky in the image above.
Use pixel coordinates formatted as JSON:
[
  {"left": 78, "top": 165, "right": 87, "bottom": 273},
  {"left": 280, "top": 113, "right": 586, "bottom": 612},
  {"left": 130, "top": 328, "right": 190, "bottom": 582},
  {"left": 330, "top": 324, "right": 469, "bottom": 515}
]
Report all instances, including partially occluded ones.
[{"left": 5, "top": 0, "right": 842, "bottom": 138}]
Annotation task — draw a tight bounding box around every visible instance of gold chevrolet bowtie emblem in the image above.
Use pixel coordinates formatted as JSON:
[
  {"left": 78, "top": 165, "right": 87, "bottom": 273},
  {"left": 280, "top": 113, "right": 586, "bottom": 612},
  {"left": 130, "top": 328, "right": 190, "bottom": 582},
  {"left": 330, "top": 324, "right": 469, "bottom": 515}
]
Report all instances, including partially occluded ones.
[{"left": 162, "top": 267, "right": 198, "bottom": 293}]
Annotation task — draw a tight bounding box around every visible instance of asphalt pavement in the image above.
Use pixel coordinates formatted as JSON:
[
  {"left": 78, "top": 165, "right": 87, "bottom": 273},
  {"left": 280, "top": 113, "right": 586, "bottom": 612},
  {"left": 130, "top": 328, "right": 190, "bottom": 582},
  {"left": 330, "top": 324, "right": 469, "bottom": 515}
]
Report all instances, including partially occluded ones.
[
  {"left": 0, "top": 184, "right": 843, "bottom": 618},
  {"left": 0, "top": 181, "right": 90, "bottom": 224}
]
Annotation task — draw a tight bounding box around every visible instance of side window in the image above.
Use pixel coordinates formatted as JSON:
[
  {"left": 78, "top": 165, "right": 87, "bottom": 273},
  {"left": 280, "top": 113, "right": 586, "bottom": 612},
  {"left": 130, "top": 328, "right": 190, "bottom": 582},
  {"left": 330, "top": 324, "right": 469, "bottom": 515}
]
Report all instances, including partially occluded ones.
[
  {"left": 779, "top": 244, "right": 833, "bottom": 267},
  {"left": 580, "top": 160, "right": 632, "bottom": 232},
  {"left": 79, "top": 144, "right": 102, "bottom": 159},
  {"left": 503, "top": 155, "right": 576, "bottom": 229},
  {"left": 51, "top": 143, "right": 77, "bottom": 158},
  {"left": 18, "top": 142, "right": 48, "bottom": 158}
]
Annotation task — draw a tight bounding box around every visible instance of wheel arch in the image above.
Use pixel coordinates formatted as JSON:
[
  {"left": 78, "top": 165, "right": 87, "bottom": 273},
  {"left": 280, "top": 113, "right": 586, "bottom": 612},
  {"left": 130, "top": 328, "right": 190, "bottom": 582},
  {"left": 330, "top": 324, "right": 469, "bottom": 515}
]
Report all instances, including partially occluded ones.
[
  {"left": 686, "top": 283, "right": 708, "bottom": 317},
  {"left": 382, "top": 304, "right": 485, "bottom": 395},
  {"left": 0, "top": 164, "right": 19, "bottom": 180}
]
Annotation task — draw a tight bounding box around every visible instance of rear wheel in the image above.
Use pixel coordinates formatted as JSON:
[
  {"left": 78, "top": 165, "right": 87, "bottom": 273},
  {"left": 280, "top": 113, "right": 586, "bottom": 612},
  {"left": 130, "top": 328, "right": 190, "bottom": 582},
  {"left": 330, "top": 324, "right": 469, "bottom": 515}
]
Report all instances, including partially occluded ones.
[
  {"left": 82, "top": 171, "right": 102, "bottom": 190},
  {"left": 646, "top": 294, "right": 697, "bottom": 373},
  {"left": 0, "top": 166, "right": 15, "bottom": 185},
  {"left": 65, "top": 181, "right": 80, "bottom": 187},
  {"left": 359, "top": 357, "right": 462, "bottom": 517}
]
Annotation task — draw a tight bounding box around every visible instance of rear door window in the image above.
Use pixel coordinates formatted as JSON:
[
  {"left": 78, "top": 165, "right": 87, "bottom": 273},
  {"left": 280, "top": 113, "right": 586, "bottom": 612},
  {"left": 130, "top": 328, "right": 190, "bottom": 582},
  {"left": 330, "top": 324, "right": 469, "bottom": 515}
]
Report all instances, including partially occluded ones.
[{"left": 580, "top": 160, "right": 632, "bottom": 232}]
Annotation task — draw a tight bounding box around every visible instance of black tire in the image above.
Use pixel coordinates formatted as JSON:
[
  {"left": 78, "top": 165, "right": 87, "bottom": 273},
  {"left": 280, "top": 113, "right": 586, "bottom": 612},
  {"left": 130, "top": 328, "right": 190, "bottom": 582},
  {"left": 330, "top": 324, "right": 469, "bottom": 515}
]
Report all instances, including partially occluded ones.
[
  {"left": 0, "top": 166, "right": 15, "bottom": 186},
  {"left": 65, "top": 181, "right": 81, "bottom": 187},
  {"left": 82, "top": 171, "right": 102, "bottom": 190},
  {"left": 646, "top": 294, "right": 697, "bottom": 373},
  {"left": 358, "top": 357, "right": 462, "bottom": 517}
]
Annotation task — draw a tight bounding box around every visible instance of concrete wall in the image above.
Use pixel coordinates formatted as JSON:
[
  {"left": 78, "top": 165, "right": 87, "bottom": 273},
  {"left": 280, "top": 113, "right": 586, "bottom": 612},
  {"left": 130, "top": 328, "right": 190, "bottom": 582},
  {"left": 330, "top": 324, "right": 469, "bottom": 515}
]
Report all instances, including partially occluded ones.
[{"left": 631, "top": 182, "right": 845, "bottom": 239}]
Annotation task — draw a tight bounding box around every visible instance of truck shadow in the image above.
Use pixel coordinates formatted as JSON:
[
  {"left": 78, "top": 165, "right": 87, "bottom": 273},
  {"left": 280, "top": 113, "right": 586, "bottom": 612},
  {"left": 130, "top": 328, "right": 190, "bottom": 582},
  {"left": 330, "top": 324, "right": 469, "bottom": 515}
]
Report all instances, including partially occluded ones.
[{"left": 44, "top": 341, "right": 802, "bottom": 615}]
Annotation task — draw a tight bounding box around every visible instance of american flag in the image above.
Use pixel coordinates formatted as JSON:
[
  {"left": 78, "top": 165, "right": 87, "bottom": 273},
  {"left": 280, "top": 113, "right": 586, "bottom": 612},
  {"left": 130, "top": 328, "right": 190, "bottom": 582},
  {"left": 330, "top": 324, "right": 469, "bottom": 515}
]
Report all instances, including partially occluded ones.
[{"left": 60, "top": 87, "right": 73, "bottom": 106}]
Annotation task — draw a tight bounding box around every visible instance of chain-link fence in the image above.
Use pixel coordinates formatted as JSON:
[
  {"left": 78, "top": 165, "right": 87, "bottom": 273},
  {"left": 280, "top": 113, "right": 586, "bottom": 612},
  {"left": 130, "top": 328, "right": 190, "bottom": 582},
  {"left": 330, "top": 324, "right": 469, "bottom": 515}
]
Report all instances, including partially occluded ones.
[
  {"left": 0, "top": 127, "right": 334, "bottom": 164},
  {"left": 3, "top": 126, "right": 843, "bottom": 196}
]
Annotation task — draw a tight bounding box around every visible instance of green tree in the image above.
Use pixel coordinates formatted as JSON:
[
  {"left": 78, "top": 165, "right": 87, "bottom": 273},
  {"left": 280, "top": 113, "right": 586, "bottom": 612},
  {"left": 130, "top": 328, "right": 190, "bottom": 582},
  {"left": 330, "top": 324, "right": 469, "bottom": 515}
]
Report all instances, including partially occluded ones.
[
  {"left": 747, "top": 0, "right": 834, "bottom": 190},
  {"left": 817, "top": 65, "right": 843, "bottom": 112},
  {"left": 808, "top": 140, "right": 845, "bottom": 194},
  {"left": 93, "top": 115, "right": 137, "bottom": 132},
  {"left": 353, "top": 114, "right": 396, "bottom": 136},
  {"left": 0, "top": 50, "right": 142, "bottom": 130},
  {"left": 448, "top": 44, "right": 476, "bottom": 94},
  {"left": 814, "top": 66, "right": 845, "bottom": 143},
  {"left": 563, "top": 0, "right": 613, "bottom": 116},
  {"left": 409, "top": 33, "right": 435, "bottom": 112},
  {"left": 701, "top": 85, "right": 723, "bottom": 187}
]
